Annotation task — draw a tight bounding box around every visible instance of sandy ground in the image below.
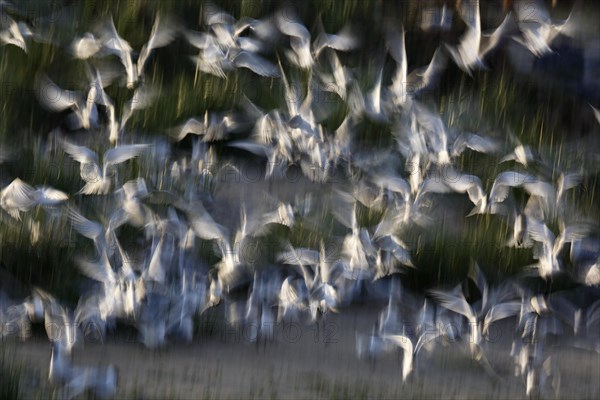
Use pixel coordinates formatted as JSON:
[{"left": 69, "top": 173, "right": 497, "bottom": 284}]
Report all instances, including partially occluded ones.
[{"left": 5, "top": 305, "right": 600, "bottom": 400}]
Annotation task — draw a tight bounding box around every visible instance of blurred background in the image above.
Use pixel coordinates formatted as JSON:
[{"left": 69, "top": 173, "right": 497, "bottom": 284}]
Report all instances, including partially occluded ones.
[{"left": 1, "top": 0, "right": 600, "bottom": 399}]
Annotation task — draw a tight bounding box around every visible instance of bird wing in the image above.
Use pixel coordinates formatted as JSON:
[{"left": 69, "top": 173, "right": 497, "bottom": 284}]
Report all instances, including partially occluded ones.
[
  {"left": 375, "top": 235, "right": 414, "bottom": 267},
  {"left": 76, "top": 251, "right": 116, "bottom": 285},
  {"left": 591, "top": 105, "right": 600, "bottom": 125},
  {"left": 371, "top": 173, "right": 411, "bottom": 199},
  {"left": 145, "top": 234, "right": 166, "bottom": 284},
  {"left": 227, "top": 140, "right": 272, "bottom": 158},
  {"left": 184, "top": 30, "right": 213, "bottom": 49},
  {"left": 34, "top": 187, "right": 69, "bottom": 204},
  {"left": 137, "top": 13, "right": 177, "bottom": 77},
  {"left": 489, "top": 171, "right": 532, "bottom": 203},
  {"left": 382, "top": 333, "right": 414, "bottom": 380},
  {"left": 480, "top": 11, "right": 519, "bottom": 58},
  {"left": 409, "top": 47, "right": 448, "bottom": 94},
  {"left": 187, "top": 205, "right": 229, "bottom": 242},
  {"left": 169, "top": 118, "right": 206, "bottom": 141},
  {"left": 35, "top": 74, "right": 79, "bottom": 111},
  {"left": 61, "top": 140, "right": 98, "bottom": 166},
  {"left": 67, "top": 206, "right": 105, "bottom": 243},
  {"left": 330, "top": 188, "right": 357, "bottom": 230},
  {"left": 452, "top": 133, "right": 501, "bottom": 157},
  {"left": 313, "top": 24, "right": 359, "bottom": 56},
  {"left": 386, "top": 27, "right": 407, "bottom": 101},
  {"left": 277, "top": 246, "right": 320, "bottom": 266},
  {"left": 275, "top": 10, "right": 310, "bottom": 41},
  {"left": 560, "top": 172, "right": 584, "bottom": 192},
  {"left": 1, "top": 178, "right": 36, "bottom": 207},
  {"left": 429, "top": 287, "right": 475, "bottom": 322},
  {"left": 121, "top": 85, "right": 157, "bottom": 127},
  {"left": 97, "top": 16, "right": 132, "bottom": 53},
  {"left": 232, "top": 51, "right": 281, "bottom": 77},
  {"left": 415, "top": 178, "right": 452, "bottom": 201},
  {"left": 482, "top": 301, "right": 521, "bottom": 334},
  {"left": 103, "top": 144, "right": 150, "bottom": 175},
  {"left": 526, "top": 218, "right": 555, "bottom": 248},
  {"left": 522, "top": 180, "right": 555, "bottom": 202}
]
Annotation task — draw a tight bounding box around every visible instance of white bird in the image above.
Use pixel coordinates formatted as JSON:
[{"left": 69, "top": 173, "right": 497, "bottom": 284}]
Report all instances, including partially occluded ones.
[
  {"left": 307, "top": 241, "right": 343, "bottom": 320},
  {"left": 35, "top": 74, "right": 100, "bottom": 131},
  {"left": 317, "top": 49, "right": 352, "bottom": 102},
  {"left": 24, "top": 288, "right": 46, "bottom": 323},
  {"left": 67, "top": 206, "right": 119, "bottom": 260},
  {"left": 0, "top": 178, "right": 68, "bottom": 220},
  {"left": 69, "top": 33, "right": 103, "bottom": 59},
  {"left": 429, "top": 265, "right": 520, "bottom": 364},
  {"left": 136, "top": 13, "right": 178, "bottom": 82},
  {"left": 405, "top": 46, "right": 448, "bottom": 99},
  {"left": 490, "top": 200, "right": 532, "bottom": 248},
  {"left": 513, "top": 0, "right": 578, "bottom": 57},
  {"left": 428, "top": 284, "right": 481, "bottom": 355},
  {"left": 451, "top": 132, "right": 502, "bottom": 158},
  {"left": 526, "top": 218, "right": 593, "bottom": 279},
  {"left": 117, "top": 84, "right": 158, "bottom": 140},
  {"left": 277, "top": 276, "right": 310, "bottom": 323},
  {"left": 556, "top": 170, "right": 583, "bottom": 210},
  {"left": 275, "top": 10, "right": 358, "bottom": 70},
  {"left": 513, "top": 289, "right": 567, "bottom": 398},
  {"left": 188, "top": 44, "right": 233, "bottom": 79},
  {"left": 499, "top": 143, "right": 537, "bottom": 167},
  {"left": 230, "top": 50, "right": 281, "bottom": 77},
  {"left": 0, "top": 14, "right": 35, "bottom": 52},
  {"left": 416, "top": 169, "right": 487, "bottom": 216},
  {"left": 591, "top": 104, "right": 600, "bottom": 125},
  {"left": 49, "top": 342, "right": 117, "bottom": 399},
  {"left": 41, "top": 295, "right": 81, "bottom": 356},
  {"left": 444, "top": 0, "right": 483, "bottom": 74},
  {"left": 75, "top": 250, "right": 125, "bottom": 321},
  {"left": 143, "top": 231, "right": 170, "bottom": 285},
  {"left": 411, "top": 102, "right": 451, "bottom": 165},
  {"left": 97, "top": 16, "right": 137, "bottom": 89},
  {"left": 386, "top": 27, "right": 408, "bottom": 105},
  {"left": 579, "top": 258, "right": 600, "bottom": 287},
  {"left": 445, "top": 1, "right": 518, "bottom": 74},
  {"left": 244, "top": 271, "right": 278, "bottom": 344},
  {"left": 169, "top": 111, "right": 243, "bottom": 142},
  {"left": 312, "top": 18, "right": 359, "bottom": 59},
  {"left": 61, "top": 140, "right": 150, "bottom": 195},
  {"left": 111, "top": 178, "right": 152, "bottom": 229},
  {"left": 356, "top": 63, "right": 384, "bottom": 120},
  {"left": 382, "top": 334, "right": 415, "bottom": 382},
  {"left": 489, "top": 171, "right": 556, "bottom": 212},
  {"left": 80, "top": 65, "right": 121, "bottom": 143}
]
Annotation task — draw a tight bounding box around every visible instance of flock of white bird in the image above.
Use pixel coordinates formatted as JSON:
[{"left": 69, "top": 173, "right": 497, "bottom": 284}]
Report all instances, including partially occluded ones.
[{"left": 1, "top": 0, "right": 599, "bottom": 398}]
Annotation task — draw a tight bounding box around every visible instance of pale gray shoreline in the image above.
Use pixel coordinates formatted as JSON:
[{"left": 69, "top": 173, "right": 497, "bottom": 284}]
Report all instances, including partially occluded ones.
[{"left": 6, "top": 305, "right": 599, "bottom": 399}]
